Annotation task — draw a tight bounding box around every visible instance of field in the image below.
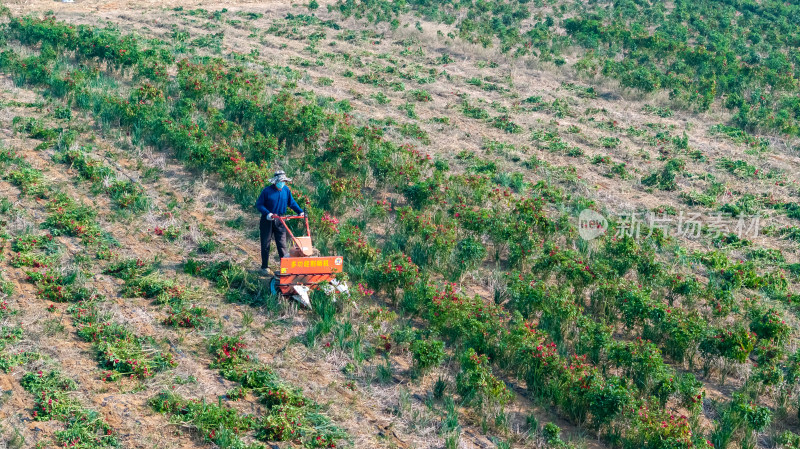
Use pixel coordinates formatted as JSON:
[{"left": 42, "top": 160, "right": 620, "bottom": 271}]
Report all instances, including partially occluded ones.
[{"left": 0, "top": 0, "right": 798, "bottom": 448}]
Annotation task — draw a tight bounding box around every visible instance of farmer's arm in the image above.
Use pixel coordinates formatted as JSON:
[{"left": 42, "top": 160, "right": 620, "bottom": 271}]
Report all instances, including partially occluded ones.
[
  {"left": 255, "top": 188, "right": 270, "bottom": 215},
  {"left": 288, "top": 189, "right": 304, "bottom": 214}
]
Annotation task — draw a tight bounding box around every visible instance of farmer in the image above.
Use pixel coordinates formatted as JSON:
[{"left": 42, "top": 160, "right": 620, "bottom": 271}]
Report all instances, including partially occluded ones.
[{"left": 255, "top": 170, "right": 304, "bottom": 275}]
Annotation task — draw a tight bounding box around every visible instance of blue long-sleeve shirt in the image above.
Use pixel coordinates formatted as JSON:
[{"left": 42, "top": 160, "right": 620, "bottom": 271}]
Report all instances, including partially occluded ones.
[{"left": 255, "top": 185, "right": 303, "bottom": 217}]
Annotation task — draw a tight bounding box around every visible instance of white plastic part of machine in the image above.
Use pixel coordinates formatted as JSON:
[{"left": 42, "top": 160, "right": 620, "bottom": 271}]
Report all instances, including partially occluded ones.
[
  {"left": 331, "top": 278, "right": 350, "bottom": 295},
  {"left": 292, "top": 285, "right": 312, "bottom": 309},
  {"left": 322, "top": 278, "right": 349, "bottom": 302}
]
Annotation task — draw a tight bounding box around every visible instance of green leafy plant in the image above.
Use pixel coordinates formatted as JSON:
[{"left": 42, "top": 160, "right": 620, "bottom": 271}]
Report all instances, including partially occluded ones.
[
  {"left": 22, "top": 370, "right": 117, "bottom": 448},
  {"left": 410, "top": 338, "right": 445, "bottom": 373},
  {"left": 455, "top": 348, "right": 512, "bottom": 409}
]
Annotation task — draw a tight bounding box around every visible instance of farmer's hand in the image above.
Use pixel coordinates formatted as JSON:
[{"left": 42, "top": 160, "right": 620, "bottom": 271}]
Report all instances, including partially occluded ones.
[
  {"left": 266, "top": 213, "right": 274, "bottom": 220},
  {"left": 299, "top": 212, "right": 305, "bottom": 217}
]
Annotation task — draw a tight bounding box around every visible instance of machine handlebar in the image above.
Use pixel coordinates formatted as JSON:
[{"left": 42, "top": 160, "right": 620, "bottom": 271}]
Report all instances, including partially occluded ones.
[{"left": 275, "top": 214, "right": 311, "bottom": 243}]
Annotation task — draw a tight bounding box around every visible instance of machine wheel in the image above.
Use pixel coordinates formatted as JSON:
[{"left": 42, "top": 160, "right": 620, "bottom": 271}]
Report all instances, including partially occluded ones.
[{"left": 268, "top": 276, "right": 280, "bottom": 297}]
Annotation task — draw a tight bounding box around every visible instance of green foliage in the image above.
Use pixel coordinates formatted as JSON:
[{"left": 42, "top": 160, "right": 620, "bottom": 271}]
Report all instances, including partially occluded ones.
[
  {"left": 408, "top": 89, "right": 432, "bottom": 102},
  {"left": 542, "top": 423, "right": 561, "bottom": 445},
  {"left": 599, "top": 136, "right": 620, "bottom": 149},
  {"left": 0, "top": 351, "right": 39, "bottom": 372},
  {"left": 700, "top": 325, "right": 757, "bottom": 364},
  {"left": 57, "top": 147, "right": 149, "bottom": 210},
  {"left": 71, "top": 301, "right": 176, "bottom": 380},
  {"left": 334, "top": 224, "right": 379, "bottom": 266},
  {"left": 151, "top": 391, "right": 261, "bottom": 449},
  {"left": 642, "top": 104, "right": 673, "bottom": 118},
  {"left": 676, "top": 373, "right": 704, "bottom": 415},
  {"left": 461, "top": 101, "right": 489, "bottom": 120},
  {"left": 398, "top": 102, "right": 417, "bottom": 118},
  {"left": 12, "top": 116, "right": 60, "bottom": 141},
  {"left": 562, "top": 83, "right": 596, "bottom": 99},
  {"left": 491, "top": 115, "right": 522, "bottom": 133},
  {"left": 367, "top": 252, "right": 420, "bottom": 298},
  {"left": 749, "top": 307, "right": 791, "bottom": 343},
  {"left": 642, "top": 158, "right": 685, "bottom": 191},
  {"left": 711, "top": 125, "right": 770, "bottom": 151},
  {"left": 626, "top": 404, "right": 711, "bottom": 449},
  {"left": 163, "top": 305, "right": 212, "bottom": 328},
  {"left": 608, "top": 339, "right": 673, "bottom": 403},
  {"left": 679, "top": 190, "right": 717, "bottom": 208},
  {"left": 201, "top": 334, "right": 346, "bottom": 446},
  {"left": 21, "top": 370, "right": 117, "bottom": 448},
  {"left": 43, "top": 193, "right": 103, "bottom": 244},
  {"left": 5, "top": 166, "right": 46, "bottom": 196},
  {"left": 184, "top": 259, "right": 267, "bottom": 306},
  {"left": 371, "top": 92, "right": 390, "bottom": 104},
  {"left": 448, "top": 236, "right": 485, "bottom": 280},
  {"left": 410, "top": 338, "right": 445, "bottom": 373},
  {"left": 711, "top": 394, "right": 772, "bottom": 449},
  {"left": 208, "top": 335, "right": 251, "bottom": 369},
  {"left": 777, "top": 431, "right": 800, "bottom": 449},
  {"left": 456, "top": 348, "right": 512, "bottom": 409},
  {"left": 397, "top": 122, "right": 430, "bottom": 144},
  {"left": 717, "top": 158, "right": 762, "bottom": 179}
]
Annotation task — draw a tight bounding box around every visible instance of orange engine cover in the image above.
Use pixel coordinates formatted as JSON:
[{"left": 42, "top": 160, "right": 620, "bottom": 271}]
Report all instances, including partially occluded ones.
[{"left": 280, "top": 256, "right": 344, "bottom": 275}]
